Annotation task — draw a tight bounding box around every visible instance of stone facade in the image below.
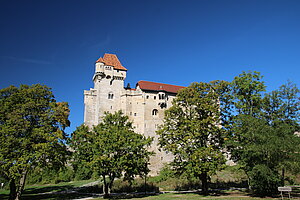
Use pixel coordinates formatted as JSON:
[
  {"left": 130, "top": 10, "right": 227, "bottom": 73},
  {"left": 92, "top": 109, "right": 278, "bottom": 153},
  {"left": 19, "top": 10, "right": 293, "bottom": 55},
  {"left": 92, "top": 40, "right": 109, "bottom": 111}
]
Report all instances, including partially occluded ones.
[{"left": 84, "top": 53, "right": 184, "bottom": 175}]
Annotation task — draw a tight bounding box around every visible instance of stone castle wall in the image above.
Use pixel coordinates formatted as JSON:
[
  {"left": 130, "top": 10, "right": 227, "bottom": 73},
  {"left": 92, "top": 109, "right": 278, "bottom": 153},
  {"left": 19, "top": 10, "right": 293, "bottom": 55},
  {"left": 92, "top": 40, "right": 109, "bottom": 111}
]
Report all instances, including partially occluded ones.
[{"left": 84, "top": 58, "right": 177, "bottom": 176}]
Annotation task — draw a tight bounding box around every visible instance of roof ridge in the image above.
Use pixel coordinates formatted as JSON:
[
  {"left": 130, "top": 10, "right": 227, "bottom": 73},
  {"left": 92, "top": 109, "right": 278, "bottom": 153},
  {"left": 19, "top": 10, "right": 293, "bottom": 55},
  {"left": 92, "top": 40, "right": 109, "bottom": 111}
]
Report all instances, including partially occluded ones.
[
  {"left": 137, "top": 80, "right": 185, "bottom": 94},
  {"left": 138, "top": 80, "right": 184, "bottom": 87}
]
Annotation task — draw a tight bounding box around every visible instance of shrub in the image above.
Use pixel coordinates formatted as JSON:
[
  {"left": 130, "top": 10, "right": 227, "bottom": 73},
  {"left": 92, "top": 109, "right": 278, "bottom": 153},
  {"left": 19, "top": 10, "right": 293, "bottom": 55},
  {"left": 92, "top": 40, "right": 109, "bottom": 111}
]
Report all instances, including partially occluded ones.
[
  {"left": 150, "top": 165, "right": 175, "bottom": 183},
  {"left": 248, "top": 164, "right": 281, "bottom": 196},
  {"left": 112, "top": 179, "right": 159, "bottom": 193}
]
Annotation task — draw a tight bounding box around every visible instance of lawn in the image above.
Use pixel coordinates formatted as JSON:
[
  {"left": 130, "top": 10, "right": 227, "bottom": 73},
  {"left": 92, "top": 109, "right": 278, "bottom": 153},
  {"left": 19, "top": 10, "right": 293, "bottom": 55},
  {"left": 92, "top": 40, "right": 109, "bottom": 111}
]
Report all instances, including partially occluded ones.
[
  {"left": 92, "top": 192, "right": 277, "bottom": 200},
  {"left": 0, "top": 179, "right": 99, "bottom": 200},
  {"left": 0, "top": 185, "right": 281, "bottom": 200},
  {"left": 0, "top": 178, "right": 288, "bottom": 200}
]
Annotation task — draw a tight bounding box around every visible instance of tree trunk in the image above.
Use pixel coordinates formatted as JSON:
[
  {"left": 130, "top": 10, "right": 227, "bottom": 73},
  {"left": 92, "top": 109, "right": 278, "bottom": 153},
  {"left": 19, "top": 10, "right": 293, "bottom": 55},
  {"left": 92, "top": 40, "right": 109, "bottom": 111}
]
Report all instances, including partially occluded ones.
[
  {"left": 15, "top": 169, "right": 28, "bottom": 200},
  {"left": 9, "top": 179, "right": 16, "bottom": 200},
  {"left": 281, "top": 167, "right": 285, "bottom": 186},
  {"left": 102, "top": 175, "right": 110, "bottom": 199},
  {"left": 200, "top": 172, "right": 209, "bottom": 195}
]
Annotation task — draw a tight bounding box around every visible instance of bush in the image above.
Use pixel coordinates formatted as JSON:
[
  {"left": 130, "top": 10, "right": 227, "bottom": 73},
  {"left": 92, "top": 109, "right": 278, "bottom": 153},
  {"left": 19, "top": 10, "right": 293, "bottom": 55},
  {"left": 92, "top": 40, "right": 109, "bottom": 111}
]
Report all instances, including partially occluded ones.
[
  {"left": 57, "top": 166, "right": 75, "bottom": 182},
  {"left": 210, "top": 165, "right": 248, "bottom": 189},
  {"left": 150, "top": 165, "right": 175, "bottom": 183},
  {"left": 26, "top": 166, "right": 75, "bottom": 185},
  {"left": 112, "top": 179, "right": 159, "bottom": 193},
  {"left": 73, "top": 163, "right": 93, "bottom": 181},
  {"left": 148, "top": 166, "right": 201, "bottom": 191},
  {"left": 248, "top": 164, "right": 281, "bottom": 196}
]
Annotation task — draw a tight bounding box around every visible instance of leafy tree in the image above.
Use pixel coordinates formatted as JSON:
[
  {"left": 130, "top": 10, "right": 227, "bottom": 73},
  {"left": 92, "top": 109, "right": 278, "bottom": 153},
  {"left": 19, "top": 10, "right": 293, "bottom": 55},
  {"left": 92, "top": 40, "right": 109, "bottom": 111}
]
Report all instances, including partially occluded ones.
[
  {"left": 262, "top": 81, "right": 300, "bottom": 185},
  {"left": 68, "top": 124, "right": 94, "bottom": 180},
  {"left": 69, "top": 111, "right": 153, "bottom": 198},
  {"left": 231, "top": 71, "right": 266, "bottom": 116},
  {"left": 158, "top": 81, "right": 231, "bottom": 194},
  {"left": 229, "top": 72, "right": 300, "bottom": 195},
  {"left": 0, "top": 84, "right": 70, "bottom": 200}
]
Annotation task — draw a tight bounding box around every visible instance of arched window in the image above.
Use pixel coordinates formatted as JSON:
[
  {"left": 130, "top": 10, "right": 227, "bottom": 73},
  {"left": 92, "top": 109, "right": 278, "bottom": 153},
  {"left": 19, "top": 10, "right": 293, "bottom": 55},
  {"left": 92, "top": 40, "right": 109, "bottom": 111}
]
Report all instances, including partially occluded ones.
[{"left": 152, "top": 109, "right": 158, "bottom": 116}]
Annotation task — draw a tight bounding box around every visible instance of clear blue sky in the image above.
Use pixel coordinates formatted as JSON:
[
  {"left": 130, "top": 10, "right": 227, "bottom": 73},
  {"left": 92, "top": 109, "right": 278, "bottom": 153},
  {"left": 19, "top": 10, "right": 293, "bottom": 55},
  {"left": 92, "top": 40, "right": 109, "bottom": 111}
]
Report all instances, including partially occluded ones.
[{"left": 1, "top": 0, "right": 300, "bottom": 135}]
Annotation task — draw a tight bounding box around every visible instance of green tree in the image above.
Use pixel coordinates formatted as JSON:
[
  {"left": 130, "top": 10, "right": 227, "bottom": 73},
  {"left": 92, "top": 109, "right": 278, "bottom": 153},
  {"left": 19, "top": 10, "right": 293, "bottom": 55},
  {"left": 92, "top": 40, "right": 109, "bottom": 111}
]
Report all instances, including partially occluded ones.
[
  {"left": 230, "top": 72, "right": 300, "bottom": 195},
  {"left": 0, "top": 84, "right": 70, "bottom": 200},
  {"left": 68, "top": 124, "right": 94, "bottom": 180},
  {"left": 158, "top": 81, "right": 231, "bottom": 194},
  {"left": 69, "top": 111, "right": 153, "bottom": 198},
  {"left": 262, "top": 81, "right": 300, "bottom": 185},
  {"left": 231, "top": 71, "right": 266, "bottom": 116}
]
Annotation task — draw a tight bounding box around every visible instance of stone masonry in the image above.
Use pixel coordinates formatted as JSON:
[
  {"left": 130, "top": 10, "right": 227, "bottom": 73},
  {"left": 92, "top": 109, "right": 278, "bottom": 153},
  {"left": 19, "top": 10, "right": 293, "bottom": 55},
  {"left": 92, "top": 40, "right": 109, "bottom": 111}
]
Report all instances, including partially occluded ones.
[{"left": 84, "top": 53, "right": 185, "bottom": 175}]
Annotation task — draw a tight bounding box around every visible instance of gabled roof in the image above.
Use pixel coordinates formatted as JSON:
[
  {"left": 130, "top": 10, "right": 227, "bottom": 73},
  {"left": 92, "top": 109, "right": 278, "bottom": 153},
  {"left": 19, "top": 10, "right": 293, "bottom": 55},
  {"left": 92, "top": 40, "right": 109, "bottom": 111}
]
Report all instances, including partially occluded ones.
[
  {"left": 96, "top": 53, "right": 127, "bottom": 71},
  {"left": 137, "top": 80, "right": 185, "bottom": 94}
]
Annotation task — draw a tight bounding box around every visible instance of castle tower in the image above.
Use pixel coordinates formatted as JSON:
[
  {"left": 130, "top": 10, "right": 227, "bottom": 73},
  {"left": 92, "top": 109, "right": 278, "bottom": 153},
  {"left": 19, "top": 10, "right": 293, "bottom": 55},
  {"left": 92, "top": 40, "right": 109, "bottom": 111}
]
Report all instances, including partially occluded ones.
[
  {"left": 84, "top": 53, "right": 185, "bottom": 175},
  {"left": 84, "top": 54, "right": 127, "bottom": 127}
]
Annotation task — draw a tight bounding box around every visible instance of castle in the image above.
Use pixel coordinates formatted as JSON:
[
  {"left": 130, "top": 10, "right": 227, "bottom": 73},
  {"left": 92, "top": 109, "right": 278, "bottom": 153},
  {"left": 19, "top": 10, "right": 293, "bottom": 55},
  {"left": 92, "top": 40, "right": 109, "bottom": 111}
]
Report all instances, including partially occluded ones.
[{"left": 84, "top": 53, "right": 185, "bottom": 175}]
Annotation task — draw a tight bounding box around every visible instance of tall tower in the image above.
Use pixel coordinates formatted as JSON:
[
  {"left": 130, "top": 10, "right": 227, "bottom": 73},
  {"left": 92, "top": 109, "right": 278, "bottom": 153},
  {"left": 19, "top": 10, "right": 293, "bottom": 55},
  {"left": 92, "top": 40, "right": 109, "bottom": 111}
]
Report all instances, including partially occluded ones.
[{"left": 84, "top": 53, "right": 127, "bottom": 127}]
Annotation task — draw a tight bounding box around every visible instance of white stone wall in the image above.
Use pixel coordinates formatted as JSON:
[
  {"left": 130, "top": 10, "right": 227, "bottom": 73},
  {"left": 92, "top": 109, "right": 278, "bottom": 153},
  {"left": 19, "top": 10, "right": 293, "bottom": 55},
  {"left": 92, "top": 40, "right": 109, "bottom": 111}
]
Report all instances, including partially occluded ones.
[{"left": 84, "top": 62, "right": 176, "bottom": 176}]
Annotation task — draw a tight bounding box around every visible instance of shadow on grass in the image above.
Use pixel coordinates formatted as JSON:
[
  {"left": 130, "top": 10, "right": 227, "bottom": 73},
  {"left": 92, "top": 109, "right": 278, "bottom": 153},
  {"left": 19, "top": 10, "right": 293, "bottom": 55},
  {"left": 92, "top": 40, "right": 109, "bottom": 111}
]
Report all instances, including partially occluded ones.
[
  {"left": 0, "top": 184, "right": 99, "bottom": 200},
  {"left": 105, "top": 192, "right": 160, "bottom": 199},
  {"left": 23, "top": 184, "right": 76, "bottom": 194},
  {"left": 173, "top": 180, "right": 248, "bottom": 191},
  {"left": 0, "top": 192, "right": 100, "bottom": 200},
  {"left": 0, "top": 183, "right": 160, "bottom": 200}
]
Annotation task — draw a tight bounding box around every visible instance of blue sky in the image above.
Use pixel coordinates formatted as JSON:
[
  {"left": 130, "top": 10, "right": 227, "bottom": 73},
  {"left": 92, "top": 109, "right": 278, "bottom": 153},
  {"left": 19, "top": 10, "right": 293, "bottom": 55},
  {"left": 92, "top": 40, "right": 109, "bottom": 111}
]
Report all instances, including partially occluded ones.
[{"left": 1, "top": 0, "right": 300, "bottom": 135}]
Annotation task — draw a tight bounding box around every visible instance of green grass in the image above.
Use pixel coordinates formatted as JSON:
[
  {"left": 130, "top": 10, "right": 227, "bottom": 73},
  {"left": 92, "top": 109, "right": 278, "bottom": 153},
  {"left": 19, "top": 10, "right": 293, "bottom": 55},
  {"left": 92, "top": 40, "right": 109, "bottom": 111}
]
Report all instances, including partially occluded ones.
[
  {"left": 92, "top": 192, "right": 277, "bottom": 200},
  {"left": 0, "top": 179, "right": 99, "bottom": 200},
  {"left": 0, "top": 186, "right": 280, "bottom": 200},
  {"left": 24, "top": 179, "right": 96, "bottom": 190}
]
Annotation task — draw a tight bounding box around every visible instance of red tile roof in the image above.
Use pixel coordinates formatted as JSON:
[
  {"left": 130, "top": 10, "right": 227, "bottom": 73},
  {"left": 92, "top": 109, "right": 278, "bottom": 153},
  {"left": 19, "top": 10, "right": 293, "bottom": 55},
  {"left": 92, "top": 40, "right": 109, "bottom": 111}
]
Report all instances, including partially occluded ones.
[
  {"left": 96, "top": 53, "right": 127, "bottom": 71},
  {"left": 137, "top": 81, "right": 185, "bottom": 94}
]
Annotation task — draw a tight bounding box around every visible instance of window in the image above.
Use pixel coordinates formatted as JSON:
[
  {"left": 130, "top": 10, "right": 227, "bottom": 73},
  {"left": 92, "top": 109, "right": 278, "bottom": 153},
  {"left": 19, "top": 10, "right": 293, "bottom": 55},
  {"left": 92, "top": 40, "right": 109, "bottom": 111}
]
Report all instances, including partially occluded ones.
[
  {"left": 152, "top": 109, "right": 158, "bottom": 116},
  {"left": 159, "top": 94, "right": 165, "bottom": 100},
  {"left": 134, "top": 113, "right": 137, "bottom": 116},
  {"left": 108, "top": 93, "right": 114, "bottom": 99},
  {"left": 146, "top": 95, "right": 149, "bottom": 99},
  {"left": 154, "top": 96, "right": 156, "bottom": 100}
]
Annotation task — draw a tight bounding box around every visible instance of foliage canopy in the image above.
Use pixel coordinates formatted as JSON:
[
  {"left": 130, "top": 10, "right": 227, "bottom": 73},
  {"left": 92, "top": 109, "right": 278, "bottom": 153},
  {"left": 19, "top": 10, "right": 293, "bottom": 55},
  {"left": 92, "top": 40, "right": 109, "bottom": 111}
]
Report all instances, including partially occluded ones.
[
  {"left": 0, "top": 84, "right": 70, "bottom": 200},
  {"left": 69, "top": 111, "right": 153, "bottom": 198},
  {"left": 157, "top": 81, "right": 231, "bottom": 194},
  {"left": 229, "top": 72, "right": 300, "bottom": 195}
]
